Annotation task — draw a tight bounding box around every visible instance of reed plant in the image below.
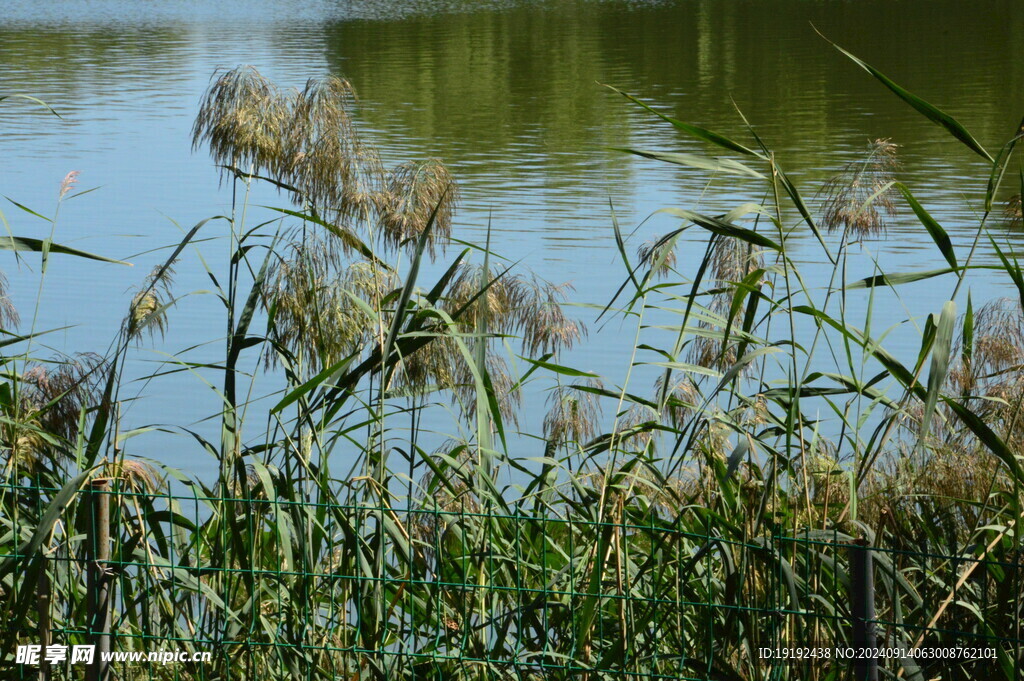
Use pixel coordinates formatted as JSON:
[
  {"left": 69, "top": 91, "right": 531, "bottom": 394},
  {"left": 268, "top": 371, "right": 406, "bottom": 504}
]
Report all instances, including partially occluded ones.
[{"left": 2, "top": 42, "right": 1024, "bottom": 681}]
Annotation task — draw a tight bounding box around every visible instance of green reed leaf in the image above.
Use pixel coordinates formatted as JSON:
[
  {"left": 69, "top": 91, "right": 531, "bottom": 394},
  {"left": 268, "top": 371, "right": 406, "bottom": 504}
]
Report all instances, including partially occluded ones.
[
  {"left": 0, "top": 235, "right": 131, "bottom": 265},
  {"left": 821, "top": 31, "right": 993, "bottom": 163},
  {"left": 610, "top": 147, "right": 765, "bottom": 179},
  {"left": 657, "top": 208, "right": 781, "bottom": 250},
  {"left": 919, "top": 301, "right": 956, "bottom": 445},
  {"left": 519, "top": 356, "right": 599, "bottom": 378},
  {"left": 985, "top": 127, "right": 1024, "bottom": 212},
  {"left": 896, "top": 184, "right": 957, "bottom": 269},
  {"left": 846, "top": 267, "right": 965, "bottom": 289},
  {"left": 603, "top": 84, "right": 765, "bottom": 158}
]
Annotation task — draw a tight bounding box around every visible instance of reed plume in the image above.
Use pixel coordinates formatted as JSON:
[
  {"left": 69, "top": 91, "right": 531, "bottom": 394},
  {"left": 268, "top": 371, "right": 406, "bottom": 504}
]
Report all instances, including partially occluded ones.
[
  {"left": 444, "top": 264, "right": 581, "bottom": 356},
  {"left": 1006, "top": 193, "right": 1022, "bottom": 230},
  {"left": 820, "top": 138, "right": 900, "bottom": 238},
  {"left": 378, "top": 160, "right": 459, "bottom": 256},
  {"left": 653, "top": 373, "right": 699, "bottom": 428},
  {"left": 689, "top": 235, "right": 763, "bottom": 371},
  {"left": 637, "top": 233, "right": 678, "bottom": 278},
  {"left": 267, "top": 240, "right": 390, "bottom": 372},
  {"left": 192, "top": 66, "right": 288, "bottom": 175},
  {"left": 3, "top": 353, "right": 107, "bottom": 473},
  {"left": 58, "top": 170, "right": 80, "bottom": 199},
  {"left": 543, "top": 378, "right": 603, "bottom": 444},
  {"left": 126, "top": 264, "right": 175, "bottom": 342},
  {"left": 0, "top": 270, "right": 20, "bottom": 329}
]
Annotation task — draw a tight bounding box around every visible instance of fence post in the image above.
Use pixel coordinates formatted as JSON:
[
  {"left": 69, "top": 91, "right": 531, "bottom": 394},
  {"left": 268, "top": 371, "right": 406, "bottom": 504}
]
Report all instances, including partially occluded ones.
[
  {"left": 86, "top": 478, "right": 111, "bottom": 681},
  {"left": 848, "top": 537, "right": 878, "bottom": 681}
]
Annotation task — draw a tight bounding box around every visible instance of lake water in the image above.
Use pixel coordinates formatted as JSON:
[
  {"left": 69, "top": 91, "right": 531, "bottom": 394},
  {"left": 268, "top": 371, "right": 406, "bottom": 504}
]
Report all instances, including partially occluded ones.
[{"left": 2, "top": 0, "right": 1023, "bottom": 478}]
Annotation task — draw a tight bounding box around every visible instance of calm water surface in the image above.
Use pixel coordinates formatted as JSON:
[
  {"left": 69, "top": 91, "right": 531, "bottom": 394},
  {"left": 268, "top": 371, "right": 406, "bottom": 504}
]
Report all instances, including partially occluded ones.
[{"left": 2, "top": 1, "right": 1022, "bottom": 476}]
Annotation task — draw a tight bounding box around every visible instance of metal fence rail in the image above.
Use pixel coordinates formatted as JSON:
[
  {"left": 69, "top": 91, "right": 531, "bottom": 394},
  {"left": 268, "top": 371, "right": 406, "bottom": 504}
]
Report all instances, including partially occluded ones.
[{"left": 1, "top": 481, "right": 1019, "bottom": 680}]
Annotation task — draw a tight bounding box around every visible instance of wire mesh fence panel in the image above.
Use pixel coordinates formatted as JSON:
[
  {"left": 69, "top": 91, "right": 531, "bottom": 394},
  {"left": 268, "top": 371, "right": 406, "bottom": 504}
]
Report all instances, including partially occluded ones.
[{"left": 0, "top": 481, "right": 1018, "bottom": 680}]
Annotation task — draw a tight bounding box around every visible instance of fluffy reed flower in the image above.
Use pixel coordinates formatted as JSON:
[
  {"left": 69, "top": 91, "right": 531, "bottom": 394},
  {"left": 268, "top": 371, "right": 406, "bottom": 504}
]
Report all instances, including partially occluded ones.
[
  {"left": 15, "top": 353, "right": 106, "bottom": 453},
  {"left": 637, "top": 234, "right": 678, "bottom": 278},
  {"left": 0, "top": 270, "right": 20, "bottom": 329},
  {"left": 267, "top": 241, "right": 389, "bottom": 372},
  {"left": 378, "top": 160, "right": 459, "bottom": 256},
  {"left": 192, "top": 66, "right": 288, "bottom": 175},
  {"left": 193, "top": 67, "right": 387, "bottom": 225},
  {"left": 420, "top": 261, "right": 582, "bottom": 422},
  {"left": 282, "top": 77, "right": 364, "bottom": 213},
  {"left": 744, "top": 394, "right": 771, "bottom": 428},
  {"left": 444, "top": 263, "right": 525, "bottom": 327},
  {"left": 709, "top": 233, "right": 761, "bottom": 287},
  {"left": 193, "top": 67, "right": 474, "bottom": 265},
  {"left": 101, "top": 458, "right": 161, "bottom": 494},
  {"left": 522, "top": 282, "right": 584, "bottom": 356},
  {"left": 1006, "top": 194, "right": 1022, "bottom": 230},
  {"left": 126, "top": 264, "right": 175, "bottom": 342},
  {"left": 389, "top": 328, "right": 522, "bottom": 423},
  {"left": 285, "top": 76, "right": 356, "bottom": 160},
  {"left": 802, "top": 440, "right": 845, "bottom": 503},
  {"left": 451, "top": 352, "right": 522, "bottom": 424},
  {"left": 689, "top": 236, "right": 763, "bottom": 371},
  {"left": 344, "top": 259, "right": 396, "bottom": 305},
  {"left": 903, "top": 298, "right": 1024, "bottom": 455},
  {"left": 543, "top": 378, "right": 603, "bottom": 444},
  {"left": 58, "top": 170, "right": 80, "bottom": 199},
  {"left": 949, "top": 297, "right": 1024, "bottom": 395},
  {"left": 618, "top": 403, "right": 658, "bottom": 450},
  {"left": 5, "top": 423, "right": 46, "bottom": 474},
  {"left": 444, "top": 264, "right": 581, "bottom": 357},
  {"left": 696, "top": 417, "right": 731, "bottom": 463},
  {"left": 820, "top": 138, "right": 900, "bottom": 238},
  {"left": 654, "top": 373, "right": 699, "bottom": 428},
  {"left": 338, "top": 142, "right": 385, "bottom": 221},
  {"left": 390, "top": 334, "right": 457, "bottom": 396}
]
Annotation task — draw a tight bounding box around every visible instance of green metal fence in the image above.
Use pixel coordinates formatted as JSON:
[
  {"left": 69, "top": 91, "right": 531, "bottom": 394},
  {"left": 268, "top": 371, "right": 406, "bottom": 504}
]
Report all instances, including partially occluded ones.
[{"left": 1, "top": 480, "right": 1019, "bottom": 680}]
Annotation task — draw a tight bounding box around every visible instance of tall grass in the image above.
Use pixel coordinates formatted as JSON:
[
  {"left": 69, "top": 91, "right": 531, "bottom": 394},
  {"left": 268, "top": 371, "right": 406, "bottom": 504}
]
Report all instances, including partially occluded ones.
[{"left": 2, "top": 43, "right": 1024, "bottom": 681}]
